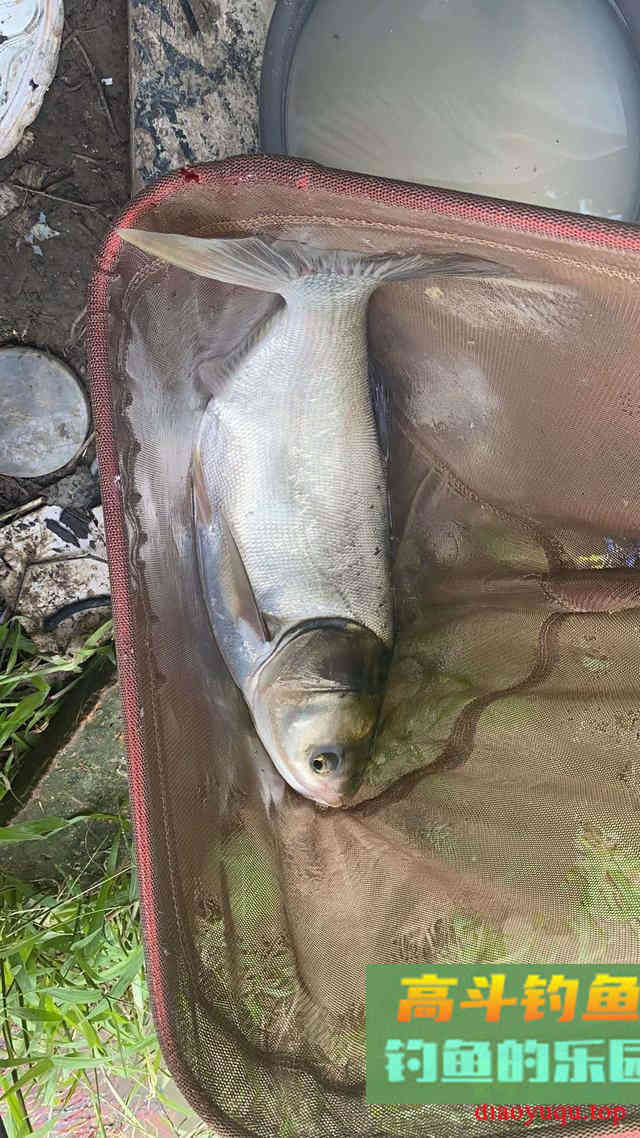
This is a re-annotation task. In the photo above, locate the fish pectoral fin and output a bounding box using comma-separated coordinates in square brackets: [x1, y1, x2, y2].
[192, 451, 272, 684]
[218, 516, 271, 645]
[192, 445, 213, 526]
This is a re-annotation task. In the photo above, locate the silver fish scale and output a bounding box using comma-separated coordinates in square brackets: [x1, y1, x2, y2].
[197, 283, 392, 647]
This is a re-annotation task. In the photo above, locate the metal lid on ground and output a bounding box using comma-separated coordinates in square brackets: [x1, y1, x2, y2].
[0, 346, 89, 477]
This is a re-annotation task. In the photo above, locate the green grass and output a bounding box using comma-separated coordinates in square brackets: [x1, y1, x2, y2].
[0, 618, 115, 804]
[0, 818, 211, 1137]
[0, 618, 210, 1135]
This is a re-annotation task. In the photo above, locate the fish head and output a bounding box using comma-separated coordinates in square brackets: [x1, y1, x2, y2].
[249, 620, 389, 807]
[264, 687, 380, 807]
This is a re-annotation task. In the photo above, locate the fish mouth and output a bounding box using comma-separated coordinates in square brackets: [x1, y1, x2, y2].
[270, 752, 347, 808]
[314, 792, 346, 809]
[305, 783, 347, 809]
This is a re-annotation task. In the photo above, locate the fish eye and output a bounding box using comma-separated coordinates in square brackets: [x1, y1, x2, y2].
[309, 749, 343, 776]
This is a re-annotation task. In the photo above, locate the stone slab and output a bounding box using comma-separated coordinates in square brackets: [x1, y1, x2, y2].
[129, 0, 275, 190]
[0, 680, 128, 883]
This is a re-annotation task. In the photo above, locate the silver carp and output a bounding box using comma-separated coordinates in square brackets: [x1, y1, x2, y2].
[118, 229, 504, 805]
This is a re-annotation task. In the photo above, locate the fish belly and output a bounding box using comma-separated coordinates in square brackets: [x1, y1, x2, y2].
[197, 299, 392, 653]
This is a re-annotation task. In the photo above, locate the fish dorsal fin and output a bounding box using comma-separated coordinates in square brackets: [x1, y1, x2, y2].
[193, 449, 271, 684]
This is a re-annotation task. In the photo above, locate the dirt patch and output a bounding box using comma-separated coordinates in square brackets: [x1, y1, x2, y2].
[0, 0, 130, 513]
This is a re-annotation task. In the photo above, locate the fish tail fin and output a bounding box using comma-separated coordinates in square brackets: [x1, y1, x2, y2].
[358, 250, 511, 284]
[118, 230, 302, 293]
[117, 229, 509, 294]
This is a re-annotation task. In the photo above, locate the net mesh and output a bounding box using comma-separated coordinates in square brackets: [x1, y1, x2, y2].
[88, 156, 640, 1136]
